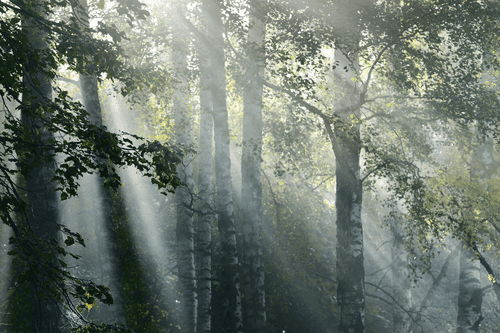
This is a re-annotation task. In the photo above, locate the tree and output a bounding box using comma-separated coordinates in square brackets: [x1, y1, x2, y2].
[196, 22, 214, 333]
[240, 1, 267, 331]
[172, 8, 197, 332]
[71, 0, 127, 323]
[455, 138, 495, 333]
[201, 1, 243, 332]
[389, 210, 412, 333]
[20, 0, 63, 329]
[261, 1, 500, 332]
[0, 0, 183, 330]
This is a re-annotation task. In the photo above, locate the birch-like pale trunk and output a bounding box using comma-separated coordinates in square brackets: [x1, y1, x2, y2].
[196, 50, 214, 333]
[71, 0, 126, 323]
[0, 102, 9, 330]
[390, 216, 411, 333]
[241, 3, 266, 332]
[172, 21, 197, 333]
[334, 49, 365, 333]
[203, 0, 243, 331]
[21, 3, 62, 331]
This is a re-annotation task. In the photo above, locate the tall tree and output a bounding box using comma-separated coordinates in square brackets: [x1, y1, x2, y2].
[240, 1, 266, 332]
[71, 0, 126, 323]
[21, 0, 62, 330]
[456, 138, 494, 333]
[457, 243, 482, 333]
[263, 1, 500, 331]
[390, 212, 411, 333]
[173, 10, 197, 332]
[1, 0, 184, 330]
[333, 48, 365, 333]
[196, 49, 214, 333]
[203, 0, 243, 331]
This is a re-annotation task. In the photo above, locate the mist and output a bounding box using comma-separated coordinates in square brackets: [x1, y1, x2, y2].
[2, 0, 500, 332]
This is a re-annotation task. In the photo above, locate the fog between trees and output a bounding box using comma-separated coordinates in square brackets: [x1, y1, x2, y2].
[2, 0, 500, 332]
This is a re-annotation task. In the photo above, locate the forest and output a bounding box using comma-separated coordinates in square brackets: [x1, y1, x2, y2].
[2, 0, 500, 332]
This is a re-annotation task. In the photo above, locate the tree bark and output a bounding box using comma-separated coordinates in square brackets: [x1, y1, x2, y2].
[196, 45, 214, 333]
[203, 0, 243, 331]
[21, 2, 62, 331]
[456, 138, 492, 333]
[241, 2, 266, 332]
[173, 19, 197, 333]
[457, 243, 482, 333]
[390, 214, 411, 333]
[334, 49, 365, 333]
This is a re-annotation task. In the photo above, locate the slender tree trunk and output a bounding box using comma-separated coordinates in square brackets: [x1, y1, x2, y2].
[71, 0, 127, 323]
[196, 48, 214, 333]
[0, 86, 16, 332]
[456, 139, 491, 333]
[457, 243, 482, 333]
[203, 0, 243, 331]
[241, 3, 266, 332]
[173, 20, 197, 333]
[21, 3, 62, 331]
[334, 49, 365, 333]
[390, 214, 411, 333]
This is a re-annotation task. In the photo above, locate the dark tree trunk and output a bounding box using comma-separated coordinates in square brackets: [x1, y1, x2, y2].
[21, 2, 62, 331]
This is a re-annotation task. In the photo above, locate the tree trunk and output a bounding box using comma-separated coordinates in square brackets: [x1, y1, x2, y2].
[21, 2, 62, 331]
[390, 214, 411, 333]
[203, 0, 243, 331]
[241, 3, 266, 332]
[456, 139, 491, 333]
[457, 243, 482, 333]
[72, 0, 127, 324]
[173, 20, 197, 333]
[196, 47, 214, 333]
[334, 49, 365, 333]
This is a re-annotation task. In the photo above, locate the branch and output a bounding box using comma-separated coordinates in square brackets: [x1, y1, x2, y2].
[360, 161, 390, 183]
[309, 270, 335, 284]
[470, 243, 500, 304]
[360, 43, 393, 101]
[365, 281, 421, 329]
[261, 80, 342, 159]
[311, 175, 334, 191]
[56, 76, 80, 88]
[261, 167, 281, 227]
[361, 159, 419, 183]
[487, 219, 500, 234]
[418, 244, 460, 310]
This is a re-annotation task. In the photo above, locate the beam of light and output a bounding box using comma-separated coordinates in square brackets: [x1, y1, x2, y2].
[60, 171, 126, 324]
[105, 92, 178, 325]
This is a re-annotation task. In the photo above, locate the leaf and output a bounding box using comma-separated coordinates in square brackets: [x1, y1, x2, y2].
[65, 236, 75, 246]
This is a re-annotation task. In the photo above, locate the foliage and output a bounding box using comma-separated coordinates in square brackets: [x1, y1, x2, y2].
[72, 322, 135, 332]
[0, 0, 184, 328]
